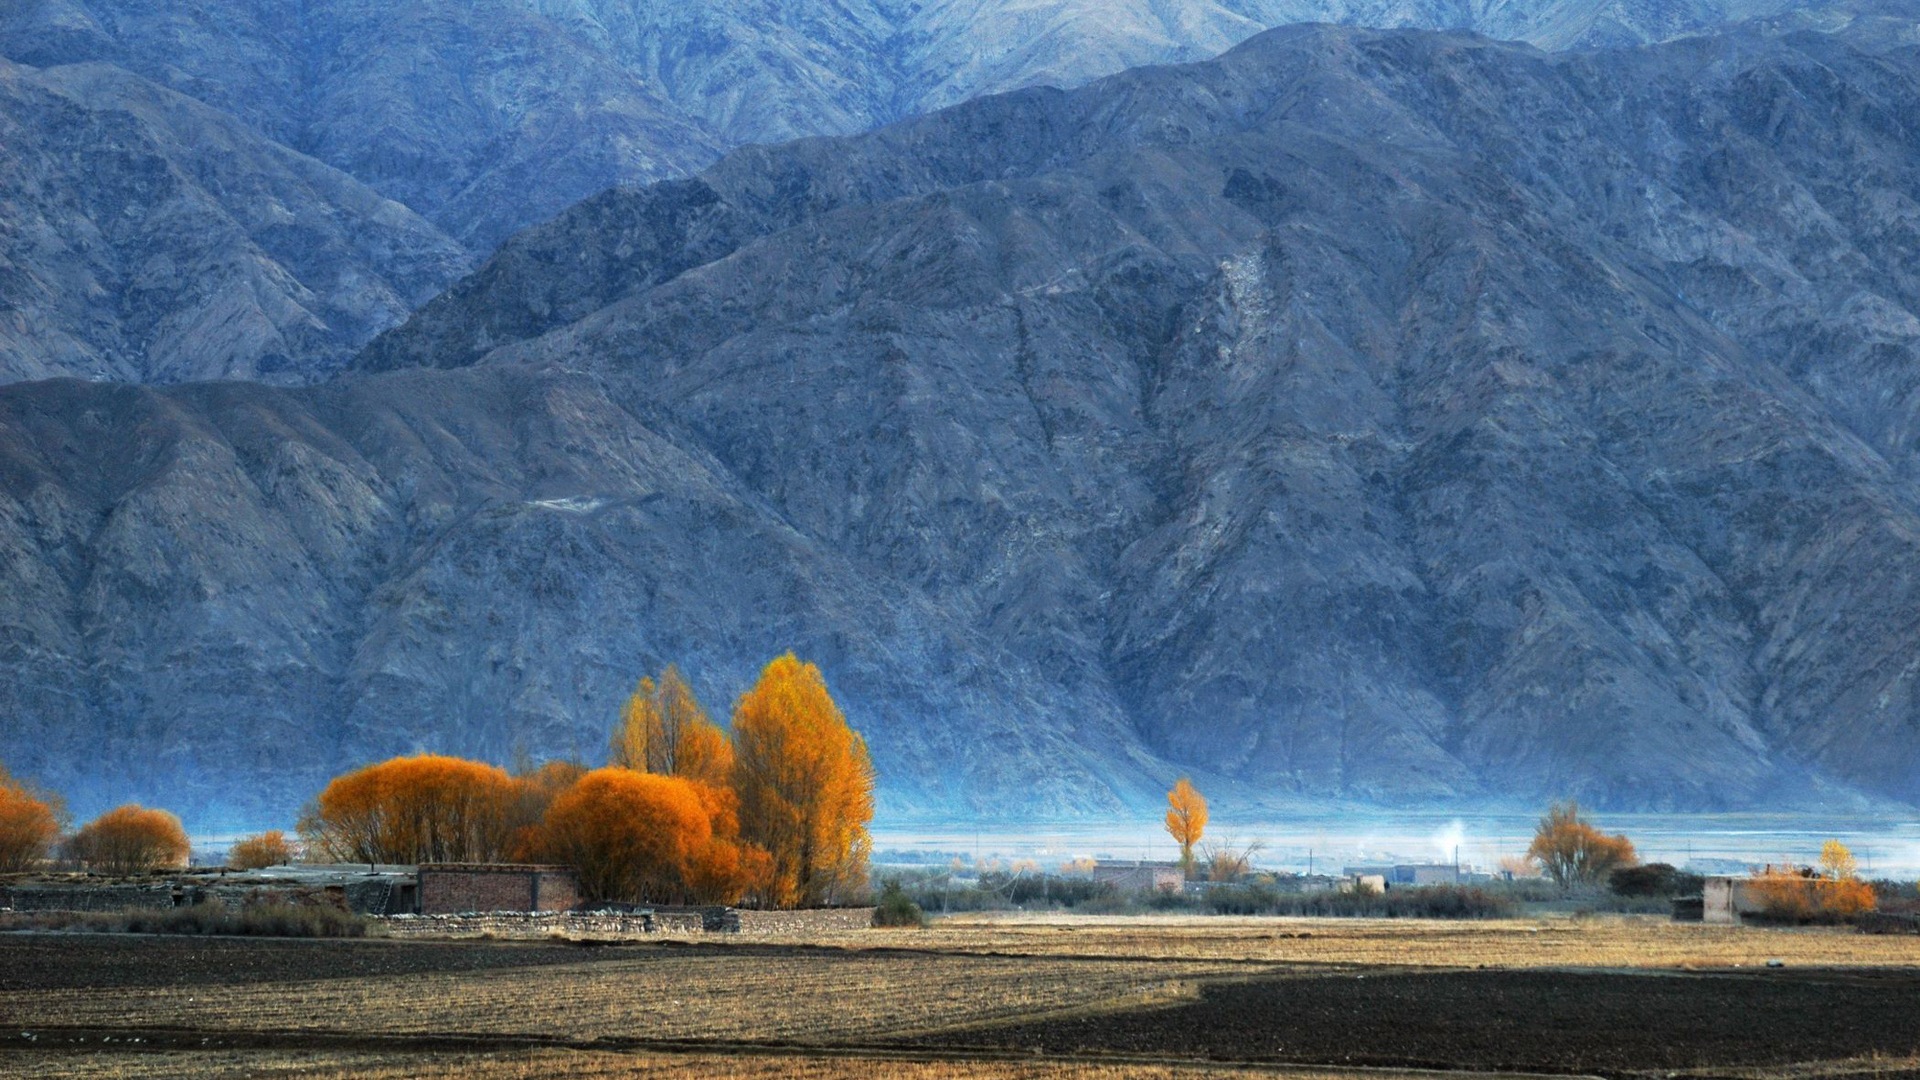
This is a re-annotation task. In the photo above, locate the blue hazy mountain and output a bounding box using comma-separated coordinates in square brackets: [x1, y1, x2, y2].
[1, 9, 1916, 825]
[0, 1, 1859, 384]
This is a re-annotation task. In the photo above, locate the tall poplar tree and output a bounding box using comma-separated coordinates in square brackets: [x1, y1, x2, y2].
[731, 653, 874, 907]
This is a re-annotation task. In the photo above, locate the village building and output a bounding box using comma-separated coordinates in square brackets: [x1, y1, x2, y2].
[1341, 863, 1469, 888]
[417, 863, 581, 915]
[1702, 876, 1762, 925]
[1079, 860, 1184, 891]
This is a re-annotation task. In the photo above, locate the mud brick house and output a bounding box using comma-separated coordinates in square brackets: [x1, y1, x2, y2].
[417, 864, 580, 914]
[1703, 876, 1762, 925]
[1082, 860, 1183, 892]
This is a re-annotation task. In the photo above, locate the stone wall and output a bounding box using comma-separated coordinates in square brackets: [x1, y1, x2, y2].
[0, 884, 178, 912]
[381, 911, 664, 939]
[0, 877, 414, 915]
[376, 906, 877, 939]
[732, 907, 876, 933]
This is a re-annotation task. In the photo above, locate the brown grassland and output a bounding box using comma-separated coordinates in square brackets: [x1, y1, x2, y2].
[4, 914, 1920, 1078]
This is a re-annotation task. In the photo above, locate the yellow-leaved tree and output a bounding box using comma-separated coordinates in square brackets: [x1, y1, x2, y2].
[66, 805, 190, 875]
[611, 666, 735, 787]
[530, 767, 768, 905]
[731, 654, 874, 908]
[1164, 778, 1208, 879]
[299, 755, 524, 865]
[1527, 801, 1636, 888]
[0, 765, 65, 872]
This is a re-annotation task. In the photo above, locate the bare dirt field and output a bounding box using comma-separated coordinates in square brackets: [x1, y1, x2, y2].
[3, 914, 1919, 1078]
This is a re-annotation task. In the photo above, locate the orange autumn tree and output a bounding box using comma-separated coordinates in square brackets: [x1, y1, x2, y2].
[0, 765, 65, 872]
[1164, 778, 1208, 879]
[228, 830, 297, 870]
[1749, 840, 1877, 922]
[300, 754, 524, 864]
[1527, 801, 1636, 888]
[532, 768, 767, 904]
[66, 804, 189, 875]
[508, 758, 589, 858]
[611, 666, 735, 787]
[732, 654, 874, 908]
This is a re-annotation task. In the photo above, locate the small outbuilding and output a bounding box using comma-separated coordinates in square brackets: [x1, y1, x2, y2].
[1702, 876, 1760, 925]
[1082, 860, 1184, 892]
[417, 863, 580, 915]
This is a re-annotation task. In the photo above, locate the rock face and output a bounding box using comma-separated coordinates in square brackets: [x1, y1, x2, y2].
[0, 369, 1165, 827]
[0, 1, 1837, 251]
[5, 14, 1920, 825]
[0, 1, 1866, 387]
[0, 58, 470, 384]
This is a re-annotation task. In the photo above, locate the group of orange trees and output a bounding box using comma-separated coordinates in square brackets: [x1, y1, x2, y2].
[0, 653, 872, 909]
[0, 770, 188, 876]
[301, 653, 874, 909]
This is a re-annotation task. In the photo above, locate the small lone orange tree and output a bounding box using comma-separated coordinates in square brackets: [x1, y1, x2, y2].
[531, 768, 767, 905]
[67, 805, 189, 875]
[611, 666, 735, 787]
[732, 654, 874, 908]
[0, 765, 64, 872]
[1164, 778, 1208, 879]
[300, 754, 524, 864]
[228, 830, 297, 870]
[1527, 801, 1636, 888]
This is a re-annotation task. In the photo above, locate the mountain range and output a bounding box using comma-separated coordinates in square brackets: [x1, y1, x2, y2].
[2, 5, 1918, 826]
[0, 0, 1853, 386]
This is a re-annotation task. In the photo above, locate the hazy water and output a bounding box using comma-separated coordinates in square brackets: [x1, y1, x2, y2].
[873, 812, 1920, 877]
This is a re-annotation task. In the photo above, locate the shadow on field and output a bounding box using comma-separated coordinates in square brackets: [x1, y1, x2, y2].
[921, 967, 1920, 1073]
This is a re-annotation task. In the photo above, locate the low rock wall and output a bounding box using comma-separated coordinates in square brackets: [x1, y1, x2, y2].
[0, 881, 395, 914]
[0, 885, 177, 912]
[733, 907, 875, 933]
[376, 906, 876, 939]
[380, 911, 669, 939]
[1859, 912, 1920, 935]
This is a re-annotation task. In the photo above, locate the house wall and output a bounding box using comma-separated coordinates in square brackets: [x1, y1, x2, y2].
[417, 865, 578, 914]
[1087, 862, 1183, 891]
[1702, 876, 1759, 924]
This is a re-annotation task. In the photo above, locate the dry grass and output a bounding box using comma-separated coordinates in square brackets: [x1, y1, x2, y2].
[0, 950, 1242, 1043]
[0, 1048, 1533, 1079]
[885, 912, 1920, 968]
[6, 914, 1917, 1045]
[7, 913, 1918, 1079]
[1660, 1054, 1920, 1080]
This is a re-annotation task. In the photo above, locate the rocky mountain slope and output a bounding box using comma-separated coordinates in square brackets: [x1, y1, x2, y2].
[0, 1, 1832, 249]
[0, 1, 1861, 388]
[0, 58, 470, 384]
[3, 13, 1917, 826]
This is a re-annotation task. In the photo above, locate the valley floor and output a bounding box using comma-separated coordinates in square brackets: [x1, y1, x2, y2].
[3, 915, 1919, 1078]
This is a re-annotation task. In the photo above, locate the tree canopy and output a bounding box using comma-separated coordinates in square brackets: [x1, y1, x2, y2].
[0, 765, 64, 872]
[1164, 778, 1208, 879]
[731, 653, 875, 907]
[67, 804, 189, 875]
[1527, 801, 1636, 888]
